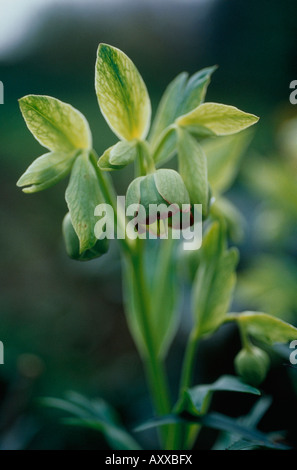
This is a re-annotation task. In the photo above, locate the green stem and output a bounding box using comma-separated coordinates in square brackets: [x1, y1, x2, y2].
[89, 149, 132, 255]
[130, 239, 172, 448]
[91, 149, 172, 448]
[137, 140, 156, 174]
[179, 328, 200, 392]
[171, 328, 200, 450]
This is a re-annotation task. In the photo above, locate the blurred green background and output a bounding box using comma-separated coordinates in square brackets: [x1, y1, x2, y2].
[1, 0, 297, 449]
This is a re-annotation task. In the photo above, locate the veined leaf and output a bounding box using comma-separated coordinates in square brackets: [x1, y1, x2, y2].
[17, 150, 77, 193]
[95, 43, 151, 140]
[98, 140, 138, 170]
[176, 375, 260, 415]
[177, 128, 208, 216]
[176, 103, 259, 137]
[65, 151, 105, 253]
[228, 311, 297, 345]
[19, 95, 92, 152]
[150, 66, 216, 144]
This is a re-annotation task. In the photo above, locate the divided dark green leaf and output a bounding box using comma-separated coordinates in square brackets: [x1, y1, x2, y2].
[42, 392, 141, 450]
[176, 375, 260, 415]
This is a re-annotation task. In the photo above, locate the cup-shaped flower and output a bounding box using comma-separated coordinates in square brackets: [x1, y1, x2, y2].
[126, 169, 191, 236]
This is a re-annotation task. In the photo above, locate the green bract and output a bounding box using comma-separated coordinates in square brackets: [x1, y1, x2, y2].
[150, 66, 216, 144]
[229, 311, 297, 345]
[63, 213, 108, 261]
[95, 44, 151, 141]
[17, 150, 78, 193]
[19, 95, 92, 152]
[177, 128, 209, 217]
[176, 102, 259, 137]
[65, 151, 106, 253]
[98, 140, 139, 170]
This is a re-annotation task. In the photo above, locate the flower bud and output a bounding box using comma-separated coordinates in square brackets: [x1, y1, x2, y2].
[126, 169, 191, 233]
[234, 346, 270, 386]
[62, 213, 108, 261]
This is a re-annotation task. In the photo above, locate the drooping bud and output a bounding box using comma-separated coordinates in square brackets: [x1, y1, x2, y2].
[62, 213, 108, 261]
[234, 346, 270, 386]
[125, 169, 191, 235]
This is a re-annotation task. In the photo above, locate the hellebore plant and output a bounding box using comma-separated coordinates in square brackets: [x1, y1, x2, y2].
[17, 44, 297, 450]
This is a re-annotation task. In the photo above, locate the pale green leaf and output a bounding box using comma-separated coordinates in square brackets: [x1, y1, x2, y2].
[179, 66, 218, 116]
[147, 239, 180, 358]
[150, 66, 216, 144]
[177, 128, 208, 216]
[122, 257, 147, 358]
[17, 150, 77, 193]
[95, 43, 151, 140]
[192, 222, 238, 336]
[176, 103, 259, 137]
[123, 240, 180, 360]
[149, 73, 188, 143]
[19, 95, 92, 152]
[229, 311, 297, 345]
[98, 140, 138, 170]
[65, 151, 105, 253]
